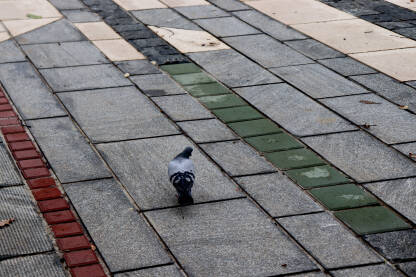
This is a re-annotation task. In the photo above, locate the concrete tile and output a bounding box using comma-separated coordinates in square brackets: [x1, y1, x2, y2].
[28, 117, 111, 183]
[0, 33, 10, 42]
[232, 10, 306, 41]
[132, 9, 201, 30]
[279, 212, 381, 268]
[224, 34, 312, 68]
[177, 118, 237, 143]
[302, 131, 416, 183]
[351, 48, 416, 82]
[131, 73, 187, 96]
[175, 5, 228, 19]
[398, 261, 416, 276]
[365, 178, 416, 224]
[97, 136, 241, 209]
[61, 10, 101, 23]
[75, 21, 121, 40]
[114, 265, 182, 277]
[212, 106, 263, 123]
[64, 179, 171, 272]
[199, 94, 246, 109]
[321, 94, 416, 144]
[0, 0, 61, 20]
[385, 0, 416, 11]
[393, 142, 416, 161]
[295, 19, 416, 54]
[265, 148, 326, 170]
[194, 17, 260, 37]
[200, 140, 275, 176]
[286, 165, 351, 189]
[59, 87, 179, 142]
[93, 39, 146, 61]
[284, 39, 344, 60]
[184, 82, 231, 97]
[318, 57, 376, 76]
[228, 119, 282, 138]
[0, 144, 21, 187]
[22, 41, 108, 68]
[161, 63, 201, 75]
[171, 72, 214, 85]
[153, 94, 213, 121]
[0, 40, 26, 64]
[331, 264, 403, 277]
[209, 0, 248, 11]
[115, 60, 161, 75]
[271, 64, 368, 98]
[49, 0, 84, 9]
[407, 81, 416, 89]
[159, 0, 210, 7]
[0, 186, 53, 258]
[245, 133, 303, 152]
[114, 0, 166, 10]
[40, 64, 131, 92]
[189, 49, 281, 87]
[236, 83, 356, 136]
[0, 62, 66, 119]
[145, 199, 317, 276]
[0, 254, 66, 277]
[4, 18, 61, 38]
[149, 26, 229, 53]
[235, 173, 322, 217]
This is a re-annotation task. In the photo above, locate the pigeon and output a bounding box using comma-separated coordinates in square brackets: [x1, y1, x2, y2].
[168, 147, 195, 205]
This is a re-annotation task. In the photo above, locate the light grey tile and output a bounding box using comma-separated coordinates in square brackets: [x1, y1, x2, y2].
[131, 74, 186, 96]
[178, 119, 237, 143]
[115, 60, 161, 75]
[331, 264, 402, 277]
[318, 57, 376, 76]
[209, 0, 249, 11]
[132, 9, 201, 30]
[0, 144, 22, 187]
[398, 261, 416, 276]
[175, 5, 228, 19]
[61, 10, 101, 23]
[0, 40, 26, 64]
[285, 39, 345, 60]
[393, 142, 416, 161]
[194, 17, 260, 37]
[0, 253, 65, 277]
[49, 0, 84, 9]
[114, 265, 183, 277]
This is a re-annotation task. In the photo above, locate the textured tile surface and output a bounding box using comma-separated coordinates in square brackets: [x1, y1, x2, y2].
[0, 144, 22, 187]
[0, 254, 66, 277]
[92, 39, 146, 61]
[285, 39, 344, 60]
[74, 21, 121, 40]
[178, 119, 237, 143]
[175, 5, 228, 19]
[228, 119, 282, 138]
[265, 148, 326, 170]
[131, 74, 187, 96]
[318, 57, 376, 76]
[61, 10, 101, 23]
[0, 40, 26, 64]
[331, 264, 402, 277]
[114, 265, 183, 277]
[245, 133, 303, 152]
[199, 94, 246, 109]
[132, 8, 201, 30]
[184, 82, 230, 97]
[194, 17, 260, 37]
[393, 142, 416, 161]
[116, 60, 161, 75]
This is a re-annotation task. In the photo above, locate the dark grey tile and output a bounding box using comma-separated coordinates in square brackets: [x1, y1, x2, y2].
[132, 9, 201, 30]
[49, 0, 84, 9]
[175, 5, 228, 19]
[61, 10, 101, 23]
[284, 39, 345, 60]
[396, 27, 416, 40]
[0, 254, 65, 277]
[115, 60, 161, 75]
[331, 264, 402, 277]
[398, 261, 416, 277]
[177, 119, 237, 143]
[209, 0, 249, 11]
[318, 57, 376, 76]
[194, 17, 260, 37]
[131, 73, 187, 96]
[0, 40, 26, 64]
[393, 142, 416, 161]
[0, 144, 21, 187]
[114, 265, 182, 277]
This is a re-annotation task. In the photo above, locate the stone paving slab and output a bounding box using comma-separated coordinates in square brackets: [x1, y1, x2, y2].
[189, 49, 281, 87]
[40, 64, 131, 92]
[0, 186, 53, 258]
[175, 5, 229, 19]
[49, 0, 85, 9]
[61, 10, 101, 23]
[0, 40, 26, 64]
[64, 179, 171, 272]
[330, 264, 402, 277]
[0, 253, 66, 277]
[194, 17, 260, 37]
[114, 265, 183, 277]
[209, 0, 249, 11]
[286, 165, 351, 189]
[290, 273, 327, 277]
[116, 60, 161, 75]
[177, 118, 237, 143]
[145, 199, 318, 276]
[212, 106, 264, 123]
[97, 135, 241, 210]
[0, 143, 22, 187]
[399, 261, 416, 277]
[271, 64, 368, 98]
[393, 142, 415, 161]
[278, 212, 381, 268]
[235, 172, 322, 217]
[236, 83, 357, 137]
[0, 62, 67, 119]
[284, 39, 345, 60]
[132, 9, 202, 31]
[28, 117, 111, 183]
[302, 131, 416, 183]
[59, 86, 179, 142]
[223, 34, 313, 68]
[131, 74, 187, 96]
[200, 140, 276, 176]
[318, 57, 376, 76]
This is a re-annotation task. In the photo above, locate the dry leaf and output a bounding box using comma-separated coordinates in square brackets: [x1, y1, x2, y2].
[91, 245, 96, 251]
[124, 73, 130, 78]
[409, 153, 416, 159]
[399, 105, 409, 110]
[0, 218, 15, 227]
[360, 100, 381, 104]
[361, 123, 371, 129]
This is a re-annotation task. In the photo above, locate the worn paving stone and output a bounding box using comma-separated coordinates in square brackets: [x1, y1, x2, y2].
[209, 0, 249, 11]
[16, 19, 85, 45]
[228, 118, 282, 138]
[407, 80, 416, 89]
[396, 27, 416, 40]
[245, 133, 303, 152]
[0, 144, 22, 187]
[22, 41, 108, 68]
[350, 73, 416, 113]
[236, 83, 356, 136]
[59, 87, 179, 142]
[153, 94, 213, 121]
[0, 186, 53, 258]
[212, 106, 263, 123]
[198, 94, 247, 109]
[365, 178, 416, 224]
[200, 140, 275, 176]
[177, 119, 237, 143]
[184, 82, 231, 97]
[0, 253, 66, 277]
[175, 5, 229, 19]
[161, 63, 201, 75]
[97, 135, 241, 210]
[194, 17, 260, 37]
[235, 173, 322, 217]
[393, 142, 416, 161]
[40, 64, 131, 92]
[115, 60, 161, 75]
[145, 199, 317, 276]
[224, 34, 313, 68]
[132, 9, 201, 30]
[398, 261, 416, 276]
[279, 212, 381, 268]
[271, 64, 368, 98]
[286, 165, 351, 189]
[114, 265, 182, 277]
[302, 131, 416, 183]
[0, 40, 26, 64]
[318, 57, 376, 76]
[232, 10, 306, 41]
[285, 39, 345, 60]
[28, 117, 111, 183]
[64, 179, 171, 272]
[330, 264, 402, 277]
[61, 10, 101, 23]
[363, 229, 416, 262]
[131, 73, 187, 96]
[171, 72, 215, 86]
[49, 0, 85, 9]
[0, 62, 66, 119]
[189, 49, 281, 87]
[265, 148, 326, 170]
[321, 93, 416, 144]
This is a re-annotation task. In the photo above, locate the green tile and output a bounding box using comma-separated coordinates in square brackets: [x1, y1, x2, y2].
[335, 206, 411, 235]
[172, 72, 215, 85]
[184, 83, 231, 97]
[199, 94, 246, 109]
[212, 106, 263, 123]
[161, 63, 201, 75]
[310, 184, 379, 210]
[228, 119, 282, 138]
[265, 148, 326, 170]
[245, 133, 303, 152]
[286, 165, 351, 189]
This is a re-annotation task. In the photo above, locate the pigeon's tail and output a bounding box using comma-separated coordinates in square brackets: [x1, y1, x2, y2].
[171, 172, 194, 206]
[178, 192, 194, 205]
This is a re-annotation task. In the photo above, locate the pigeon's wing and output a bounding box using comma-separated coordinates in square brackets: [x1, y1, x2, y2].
[168, 158, 195, 180]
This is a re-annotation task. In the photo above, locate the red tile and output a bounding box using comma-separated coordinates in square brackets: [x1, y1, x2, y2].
[1, 125, 24, 134]
[28, 177, 56, 189]
[5, 132, 29, 142]
[0, 104, 12, 112]
[23, 167, 51, 179]
[57, 236, 90, 251]
[0, 98, 8, 104]
[18, 158, 45, 170]
[44, 210, 76, 225]
[0, 90, 5, 97]
[70, 264, 106, 277]
[32, 187, 62, 201]
[9, 141, 35, 151]
[38, 198, 69, 212]
[13, 149, 40, 160]
[0, 118, 19, 126]
[64, 250, 98, 267]
[52, 222, 83, 238]
[0, 110, 17, 118]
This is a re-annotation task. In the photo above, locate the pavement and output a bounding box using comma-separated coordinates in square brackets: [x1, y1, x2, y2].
[0, 0, 415, 276]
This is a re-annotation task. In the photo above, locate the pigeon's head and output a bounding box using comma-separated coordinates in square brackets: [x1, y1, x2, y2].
[182, 147, 193, 158]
